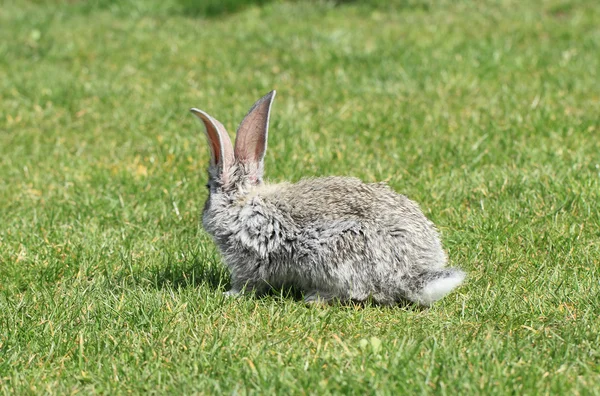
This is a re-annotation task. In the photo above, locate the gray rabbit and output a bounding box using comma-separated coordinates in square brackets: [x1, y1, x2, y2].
[191, 91, 465, 306]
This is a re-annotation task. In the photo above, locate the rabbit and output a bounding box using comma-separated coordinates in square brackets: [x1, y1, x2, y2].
[190, 91, 465, 306]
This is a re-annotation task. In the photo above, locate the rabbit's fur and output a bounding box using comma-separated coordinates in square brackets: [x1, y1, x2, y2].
[191, 91, 464, 306]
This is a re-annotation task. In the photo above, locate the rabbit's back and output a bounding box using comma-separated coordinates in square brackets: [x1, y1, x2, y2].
[264, 176, 435, 234]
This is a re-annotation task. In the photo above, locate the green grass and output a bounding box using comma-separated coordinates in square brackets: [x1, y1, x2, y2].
[1, 0, 599, 393]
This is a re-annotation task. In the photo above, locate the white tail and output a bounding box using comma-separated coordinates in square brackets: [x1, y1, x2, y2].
[416, 269, 465, 306]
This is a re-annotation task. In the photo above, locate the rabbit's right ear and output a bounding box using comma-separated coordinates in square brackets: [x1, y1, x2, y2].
[234, 90, 276, 182]
[190, 108, 234, 181]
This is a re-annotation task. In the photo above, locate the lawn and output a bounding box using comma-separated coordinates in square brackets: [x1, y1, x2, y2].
[1, 0, 599, 394]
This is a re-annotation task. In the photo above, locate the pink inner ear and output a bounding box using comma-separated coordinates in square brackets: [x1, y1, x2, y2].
[234, 91, 275, 165]
[211, 117, 235, 168]
[235, 109, 268, 162]
[206, 128, 222, 166]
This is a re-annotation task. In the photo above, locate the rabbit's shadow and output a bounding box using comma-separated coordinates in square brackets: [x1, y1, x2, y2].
[152, 262, 423, 311]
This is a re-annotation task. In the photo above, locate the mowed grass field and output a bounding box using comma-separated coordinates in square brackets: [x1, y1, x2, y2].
[1, 0, 599, 393]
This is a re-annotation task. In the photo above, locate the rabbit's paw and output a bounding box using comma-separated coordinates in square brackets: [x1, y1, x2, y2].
[304, 291, 335, 306]
[223, 289, 241, 298]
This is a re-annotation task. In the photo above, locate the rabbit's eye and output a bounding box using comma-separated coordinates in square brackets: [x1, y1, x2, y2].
[205, 183, 210, 190]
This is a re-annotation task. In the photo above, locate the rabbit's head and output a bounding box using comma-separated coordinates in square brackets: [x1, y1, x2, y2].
[191, 91, 276, 196]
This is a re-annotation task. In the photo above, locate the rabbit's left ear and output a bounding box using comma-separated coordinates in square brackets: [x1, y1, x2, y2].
[190, 107, 235, 184]
[234, 90, 276, 182]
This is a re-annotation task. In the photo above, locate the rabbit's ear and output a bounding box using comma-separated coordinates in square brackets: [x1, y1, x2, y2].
[190, 108, 234, 178]
[234, 91, 276, 180]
